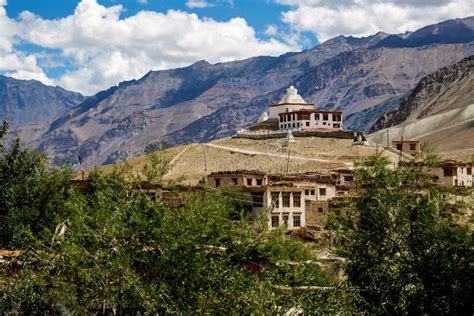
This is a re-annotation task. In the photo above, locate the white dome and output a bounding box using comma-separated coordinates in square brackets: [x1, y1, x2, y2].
[279, 85, 306, 104]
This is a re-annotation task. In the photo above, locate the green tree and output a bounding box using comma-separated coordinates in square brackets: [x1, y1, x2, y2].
[331, 153, 473, 314]
[1, 149, 360, 314]
[0, 120, 73, 249]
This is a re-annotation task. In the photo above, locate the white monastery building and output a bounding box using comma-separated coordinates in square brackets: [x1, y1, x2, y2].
[268, 85, 343, 131]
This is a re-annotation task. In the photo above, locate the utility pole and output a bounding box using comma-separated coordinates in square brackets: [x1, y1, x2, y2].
[399, 135, 404, 164]
[203, 146, 207, 172]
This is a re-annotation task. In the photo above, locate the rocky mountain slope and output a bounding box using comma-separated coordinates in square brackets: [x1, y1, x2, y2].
[0, 76, 84, 127]
[368, 55, 473, 157]
[11, 17, 474, 167]
[371, 55, 473, 131]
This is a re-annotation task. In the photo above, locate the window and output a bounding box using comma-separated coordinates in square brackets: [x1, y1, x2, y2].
[252, 192, 264, 207]
[333, 123, 340, 128]
[305, 189, 309, 195]
[271, 192, 280, 208]
[467, 168, 472, 175]
[344, 176, 354, 182]
[271, 215, 279, 228]
[283, 215, 289, 227]
[323, 113, 328, 120]
[232, 178, 238, 185]
[280, 116, 283, 122]
[310, 190, 315, 195]
[282, 193, 290, 207]
[319, 188, 327, 196]
[318, 208, 324, 213]
[256, 178, 263, 186]
[215, 178, 221, 188]
[306, 122, 310, 127]
[246, 178, 253, 186]
[409, 143, 416, 150]
[396, 144, 402, 151]
[292, 123, 295, 128]
[293, 215, 301, 227]
[443, 168, 453, 177]
[293, 193, 301, 207]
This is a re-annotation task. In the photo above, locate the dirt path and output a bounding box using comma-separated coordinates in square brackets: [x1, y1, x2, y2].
[203, 143, 353, 166]
[164, 144, 195, 176]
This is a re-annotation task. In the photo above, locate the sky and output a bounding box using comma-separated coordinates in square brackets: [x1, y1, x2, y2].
[1, 0, 473, 95]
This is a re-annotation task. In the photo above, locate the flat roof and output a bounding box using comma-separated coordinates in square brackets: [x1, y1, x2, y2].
[278, 109, 343, 116]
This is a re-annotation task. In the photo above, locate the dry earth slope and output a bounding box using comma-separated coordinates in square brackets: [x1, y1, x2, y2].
[369, 55, 474, 159]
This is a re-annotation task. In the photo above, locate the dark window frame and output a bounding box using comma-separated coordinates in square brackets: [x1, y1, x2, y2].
[271, 215, 279, 228]
[271, 192, 280, 208]
[293, 215, 301, 227]
[293, 193, 301, 207]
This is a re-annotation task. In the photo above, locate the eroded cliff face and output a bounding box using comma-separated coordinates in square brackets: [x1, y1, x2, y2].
[370, 55, 473, 132]
[11, 17, 474, 167]
[0, 76, 84, 127]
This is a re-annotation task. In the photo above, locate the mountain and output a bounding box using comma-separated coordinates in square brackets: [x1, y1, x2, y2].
[0, 76, 84, 127]
[12, 17, 474, 167]
[368, 55, 474, 158]
[374, 17, 474, 48]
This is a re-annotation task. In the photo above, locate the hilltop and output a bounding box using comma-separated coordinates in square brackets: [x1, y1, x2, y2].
[98, 136, 402, 185]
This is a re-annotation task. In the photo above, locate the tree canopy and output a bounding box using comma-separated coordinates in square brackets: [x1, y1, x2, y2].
[330, 153, 473, 314]
[0, 122, 358, 314]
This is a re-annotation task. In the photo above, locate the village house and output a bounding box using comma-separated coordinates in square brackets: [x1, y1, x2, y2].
[431, 160, 473, 187]
[207, 170, 355, 230]
[392, 140, 423, 156]
[70, 179, 206, 208]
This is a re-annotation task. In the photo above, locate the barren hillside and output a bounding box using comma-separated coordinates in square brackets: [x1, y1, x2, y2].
[97, 136, 402, 184]
[369, 55, 474, 159]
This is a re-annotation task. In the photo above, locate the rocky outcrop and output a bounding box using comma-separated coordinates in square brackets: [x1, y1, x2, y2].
[370, 55, 473, 132]
[0, 76, 84, 127]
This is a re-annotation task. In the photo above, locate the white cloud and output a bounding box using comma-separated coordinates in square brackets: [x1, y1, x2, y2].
[265, 24, 278, 36]
[186, 0, 215, 9]
[0, 0, 52, 84]
[276, 0, 474, 41]
[137, 0, 148, 4]
[0, 0, 297, 95]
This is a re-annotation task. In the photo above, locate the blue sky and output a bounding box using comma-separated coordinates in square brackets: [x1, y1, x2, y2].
[1, 0, 472, 94]
[5, 0, 314, 44]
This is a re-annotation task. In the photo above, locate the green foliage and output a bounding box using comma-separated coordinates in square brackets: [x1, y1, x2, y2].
[0, 121, 73, 249]
[0, 143, 359, 314]
[332, 152, 473, 314]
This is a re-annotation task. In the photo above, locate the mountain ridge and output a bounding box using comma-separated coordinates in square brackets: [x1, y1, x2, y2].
[0, 75, 85, 127]
[368, 55, 474, 158]
[10, 16, 474, 167]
